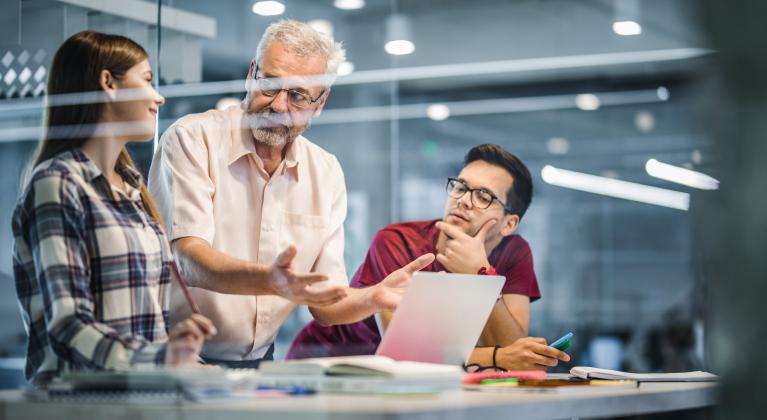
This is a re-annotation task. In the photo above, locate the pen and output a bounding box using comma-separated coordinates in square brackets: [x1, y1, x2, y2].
[256, 385, 316, 395]
[171, 260, 201, 314]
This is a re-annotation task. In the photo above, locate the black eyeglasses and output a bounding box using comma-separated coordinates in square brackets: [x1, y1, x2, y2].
[253, 65, 325, 109]
[446, 177, 514, 214]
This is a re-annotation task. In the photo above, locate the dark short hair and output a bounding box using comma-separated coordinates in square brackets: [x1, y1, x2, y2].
[463, 144, 533, 219]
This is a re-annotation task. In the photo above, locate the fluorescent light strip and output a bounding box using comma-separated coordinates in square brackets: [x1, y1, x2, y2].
[335, 48, 709, 86]
[315, 88, 662, 125]
[645, 158, 719, 190]
[541, 165, 690, 211]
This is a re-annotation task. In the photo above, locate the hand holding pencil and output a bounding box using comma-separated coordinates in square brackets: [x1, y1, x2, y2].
[166, 260, 217, 367]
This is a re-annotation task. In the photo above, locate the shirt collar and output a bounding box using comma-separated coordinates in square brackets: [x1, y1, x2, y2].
[228, 107, 258, 166]
[116, 162, 144, 201]
[116, 161, 143, 188]
[283, 138, 300, 170]
[71, 147, 143, 201]
[276, 137, 301, 181]
[70, 147, 103, 183]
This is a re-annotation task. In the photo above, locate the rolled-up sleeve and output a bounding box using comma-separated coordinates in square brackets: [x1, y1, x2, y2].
[311, 156, 348, 286]
[149, 124, 216, 244]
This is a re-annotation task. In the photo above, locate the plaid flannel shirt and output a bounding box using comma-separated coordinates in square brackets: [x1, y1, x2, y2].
[12, 148, 172, 385]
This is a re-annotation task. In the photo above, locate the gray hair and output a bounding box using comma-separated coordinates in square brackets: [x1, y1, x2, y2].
[255, 20, 346, 81]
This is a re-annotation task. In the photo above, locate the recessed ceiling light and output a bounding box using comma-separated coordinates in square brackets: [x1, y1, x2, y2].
[634, 111, 655, 133]
[252, 1, 285, 16]
[426, 104, 450, 120]
[334, 0, 365, 10]
[385, 14, 415, 56]
[656, 86, 670, 101]
[575, 93, 600, 111]
[385, 40, 415, 55]
[612, 20, 642, 36]
[691, 149, 703, 165]
[546, 137, 570, 155]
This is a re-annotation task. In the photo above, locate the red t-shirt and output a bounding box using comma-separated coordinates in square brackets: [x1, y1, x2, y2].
[286, 220, 540, 359]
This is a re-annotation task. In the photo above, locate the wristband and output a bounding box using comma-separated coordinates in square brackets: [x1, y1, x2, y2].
[478, 266, 498, 276]
[492, 345, 506, 371]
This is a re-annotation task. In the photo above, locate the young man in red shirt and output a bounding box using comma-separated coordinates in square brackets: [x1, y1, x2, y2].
[287, 144, 570, 370]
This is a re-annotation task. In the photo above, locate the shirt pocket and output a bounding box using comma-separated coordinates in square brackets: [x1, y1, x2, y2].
[280, 213, 328, 271]
[282, 213, 327, 230]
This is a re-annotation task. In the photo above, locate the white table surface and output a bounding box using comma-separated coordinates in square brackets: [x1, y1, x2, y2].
[0, 381, 718, 420]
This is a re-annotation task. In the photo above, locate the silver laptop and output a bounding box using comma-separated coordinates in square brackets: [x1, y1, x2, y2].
[375, 272, 505, 365]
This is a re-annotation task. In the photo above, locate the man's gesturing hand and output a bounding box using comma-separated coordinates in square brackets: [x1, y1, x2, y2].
[368, 253, 435, 312]
[436, 219, 496, 274]
[269, 245, 347, 306]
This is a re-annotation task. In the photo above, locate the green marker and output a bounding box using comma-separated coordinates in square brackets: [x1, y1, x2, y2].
[480, 378, 520, 384]
[550, 332, 574, 351]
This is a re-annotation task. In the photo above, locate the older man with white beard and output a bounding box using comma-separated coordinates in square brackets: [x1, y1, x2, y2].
[148, 20, 432, 368]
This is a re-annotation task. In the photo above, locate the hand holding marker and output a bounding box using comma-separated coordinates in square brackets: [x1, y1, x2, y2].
[550, 332, 574, 352]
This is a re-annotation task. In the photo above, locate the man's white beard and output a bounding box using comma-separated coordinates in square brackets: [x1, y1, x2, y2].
[252, 126, 290, 146]
[245, 110, 305, 146]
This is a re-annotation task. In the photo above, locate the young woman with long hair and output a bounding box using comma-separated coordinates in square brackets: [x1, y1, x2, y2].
[12, 31, 215, 386]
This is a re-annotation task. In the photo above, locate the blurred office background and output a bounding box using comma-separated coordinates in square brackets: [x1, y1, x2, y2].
[0, 0, 719, 387]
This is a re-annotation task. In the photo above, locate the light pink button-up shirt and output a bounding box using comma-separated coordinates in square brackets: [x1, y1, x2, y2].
[148, 105, 347, 360]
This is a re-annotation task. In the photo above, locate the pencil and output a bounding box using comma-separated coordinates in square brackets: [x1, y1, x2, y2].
[171, 260, 201, 314]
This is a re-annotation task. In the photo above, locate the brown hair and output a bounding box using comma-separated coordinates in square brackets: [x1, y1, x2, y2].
[30, 30, 162, 223]
[464, 144, 534, 219]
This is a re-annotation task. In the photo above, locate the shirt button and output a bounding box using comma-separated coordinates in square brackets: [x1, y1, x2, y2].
[262, 224, 271, 232]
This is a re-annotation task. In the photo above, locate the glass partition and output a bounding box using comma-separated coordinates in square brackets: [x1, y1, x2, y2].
[0, 0, 712, 379]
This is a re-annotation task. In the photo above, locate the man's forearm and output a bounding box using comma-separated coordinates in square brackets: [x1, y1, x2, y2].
[173, 237, 273, 295]
[466, 346, 496, 368]
[478, 299, 528, 346]
[308, 287, 375, 326]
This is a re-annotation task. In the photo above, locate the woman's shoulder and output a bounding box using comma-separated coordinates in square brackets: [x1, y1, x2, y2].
[13, 151, 89, 230]
[22, 150, 90, 202]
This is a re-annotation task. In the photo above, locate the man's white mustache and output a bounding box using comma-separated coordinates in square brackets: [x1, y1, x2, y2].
[244, 112, 288, 127]
[242, 111, 313, 129]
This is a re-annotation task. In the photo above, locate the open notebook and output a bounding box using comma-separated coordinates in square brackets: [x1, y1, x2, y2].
[260, 355, 461, 377]
[257, 355, 463, 393]
[570, 366, 719, 382]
